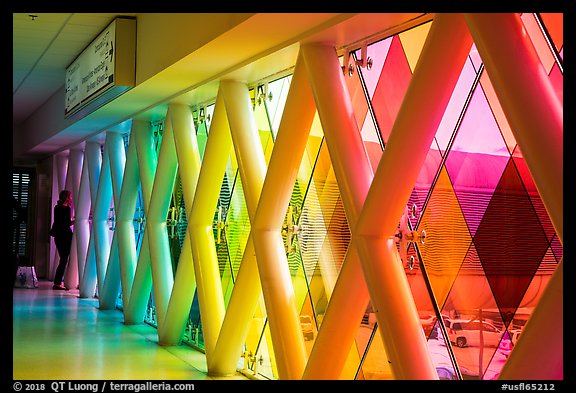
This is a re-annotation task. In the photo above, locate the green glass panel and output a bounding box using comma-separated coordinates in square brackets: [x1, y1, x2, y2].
[225, 171, 250, 279]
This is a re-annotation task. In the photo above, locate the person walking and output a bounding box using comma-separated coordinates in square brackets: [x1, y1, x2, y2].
[51, 190, 74, 290]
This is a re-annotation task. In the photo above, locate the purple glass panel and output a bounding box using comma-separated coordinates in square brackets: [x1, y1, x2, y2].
[435, 58, 477, 155]
[473, 159, 549, 327]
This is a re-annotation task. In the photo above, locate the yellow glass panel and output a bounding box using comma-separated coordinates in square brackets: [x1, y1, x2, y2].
[399, 21, 432, 73]
[299, 295, 317, 356]
[255, 321, 278, 380]
[418, 166, 472, 307]
[358, 327, 393, 380]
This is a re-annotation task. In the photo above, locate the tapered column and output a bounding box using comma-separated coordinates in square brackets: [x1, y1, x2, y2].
[207, 79, 281, 376]
[100, 132, 126, 309]
[74, 152, 91, 285]
[188, 92, 230, 364]
[79, 142, 102, 298]
[160, 103, 202, 345]
[64, 147, 83, 289]
[147, 114, 178, 330]
[49, 153, 69, 280]
[115, 130, 140, 309]
[124, 120, 157, 324]
[465, 13, 563, 380]
[300, 44, 375, 379]
[92, 138, 113, 299]
[210, 58, 314, 379]
[352, 13, 471, 379]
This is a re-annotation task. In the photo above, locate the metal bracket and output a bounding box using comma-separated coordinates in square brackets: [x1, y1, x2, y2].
[343, 41, 373, 76]
[215, 205, 226, 244]
[394, 205, 426, 266]
[281, 205, 300, 253]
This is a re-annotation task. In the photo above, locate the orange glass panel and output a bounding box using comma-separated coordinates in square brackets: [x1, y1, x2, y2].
[539, 13, 563, 53]
[398, 21, 432, 72]
[418, 166, 472, 307]
[357, 326, 393, 380]
[479, 71, 516, 155]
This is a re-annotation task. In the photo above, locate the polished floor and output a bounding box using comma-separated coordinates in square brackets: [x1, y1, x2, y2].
[12, 280, 249, 381]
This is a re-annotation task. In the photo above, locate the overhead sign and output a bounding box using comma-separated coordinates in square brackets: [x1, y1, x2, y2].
[65, 17, 136, 119]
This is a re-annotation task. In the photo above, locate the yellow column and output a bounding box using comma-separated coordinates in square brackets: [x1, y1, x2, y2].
[160, 103, 202, 345]
[188, 92, 230, 363]
[465, 13, 563, 380]
[209, 56, 316, 378]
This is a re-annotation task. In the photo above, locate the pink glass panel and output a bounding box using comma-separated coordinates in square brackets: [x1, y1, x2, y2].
[357, 37, 392, 99]
[469, 43, 483, 72]
[435, 58, 477, 155]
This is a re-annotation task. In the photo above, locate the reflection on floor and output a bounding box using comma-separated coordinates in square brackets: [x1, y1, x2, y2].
[13, 280, 249, 381]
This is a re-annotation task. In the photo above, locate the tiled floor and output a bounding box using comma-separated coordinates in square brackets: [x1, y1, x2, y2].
[13, 280, 250, 381]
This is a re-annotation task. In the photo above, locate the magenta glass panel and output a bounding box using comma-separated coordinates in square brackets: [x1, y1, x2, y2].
[445, 151, 508, 238]
[473, 159, 549, 327]
[406, 146, 442, 229]
[512, 155, 556, 243]
[435, 57, 477, 155]
[445, 82, 510, 237]
[357, 37, 392, 99]
[370, 35, 412, 144]
[483, 331, 515, 380]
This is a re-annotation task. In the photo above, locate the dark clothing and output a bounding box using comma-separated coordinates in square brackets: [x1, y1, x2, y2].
[52, 204, 73, 285]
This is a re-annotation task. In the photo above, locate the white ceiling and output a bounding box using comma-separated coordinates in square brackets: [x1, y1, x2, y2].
[13, 13, 137, 126]
[13, 12, 430, 164]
